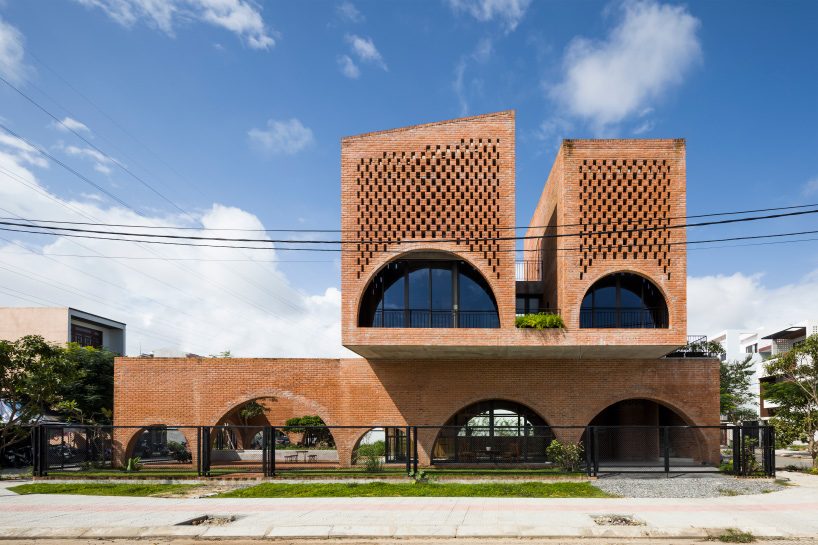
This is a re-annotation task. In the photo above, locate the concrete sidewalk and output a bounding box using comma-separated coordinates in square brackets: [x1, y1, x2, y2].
[0, 472, 817, 540]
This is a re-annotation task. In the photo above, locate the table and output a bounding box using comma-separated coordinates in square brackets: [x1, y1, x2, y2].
[481, 449, 502, 464]
[294, 450, 309, 462]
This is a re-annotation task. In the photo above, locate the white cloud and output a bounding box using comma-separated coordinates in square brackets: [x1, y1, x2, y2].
[802, 176, 818, 197]
[0, 140, 348, 358]
[0, 16, 34, 85]
[60, 144, 118, 176]
[337, 2, 364, 23]
[549, 0, 701, 136]
[632, 120, 654, 135]
[453, 59, 468, 116]
[344, 34, 387, 71]
[51, 117, 91, 134]
[688, 269, 818, 337]
[337, 54, 360, 78]
[447, 0, 532, 32]
[473, 37, 493, 62]
[247, 118, 314, 155]
[72, 0, 275, 50]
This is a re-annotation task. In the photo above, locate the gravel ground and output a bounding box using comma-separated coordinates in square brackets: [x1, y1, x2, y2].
[593, 476, 785, 498]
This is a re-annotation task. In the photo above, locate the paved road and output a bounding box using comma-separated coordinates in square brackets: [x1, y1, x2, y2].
[0, 472, 817, 540]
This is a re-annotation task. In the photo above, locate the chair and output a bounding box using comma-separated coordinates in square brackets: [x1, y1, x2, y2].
[459, 444, 476, 463]
[307, 454, 318, 463]
[502, 443, 519, 463]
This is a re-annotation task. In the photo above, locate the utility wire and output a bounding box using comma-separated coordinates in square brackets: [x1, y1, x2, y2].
[1, 224, 815, 253]
[2, 209, 816, 245]
[5, 202, 817, 234]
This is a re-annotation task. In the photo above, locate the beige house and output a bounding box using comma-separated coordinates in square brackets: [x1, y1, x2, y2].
[0, 307, 126, 355]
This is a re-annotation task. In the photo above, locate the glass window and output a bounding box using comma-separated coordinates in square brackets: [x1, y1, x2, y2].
[580, 272, 668, 329]
[358, 257, 499, 328]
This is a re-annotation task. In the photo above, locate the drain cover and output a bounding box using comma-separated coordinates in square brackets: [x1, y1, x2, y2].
[177, 515, 237, 526]
[593, 515, 645, 526]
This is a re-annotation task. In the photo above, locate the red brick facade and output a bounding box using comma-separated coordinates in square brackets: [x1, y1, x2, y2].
[114, 112, 719, 466]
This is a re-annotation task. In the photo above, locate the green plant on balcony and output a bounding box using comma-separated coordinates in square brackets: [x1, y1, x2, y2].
[515, 313, 565, 330]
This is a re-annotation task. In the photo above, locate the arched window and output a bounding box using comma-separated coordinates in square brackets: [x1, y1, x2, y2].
[432, 400, 554, 464]
[358, 257, 499, 328]
[580, 272, 668, 328]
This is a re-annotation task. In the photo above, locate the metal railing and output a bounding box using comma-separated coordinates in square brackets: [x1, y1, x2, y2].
[29, 423, 774, 478]
[579, 307, 668, 329]
[515, 260, 542, 282]
[666, 335, 722, 358]
[371, 309, 500, 329]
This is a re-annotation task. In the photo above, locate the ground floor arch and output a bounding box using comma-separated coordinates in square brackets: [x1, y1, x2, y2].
[431, 399, 556, 465]
[584, 398, 717, 466]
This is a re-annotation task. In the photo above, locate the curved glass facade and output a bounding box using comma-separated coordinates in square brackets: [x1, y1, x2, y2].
[358, 258, 499, 328]
[580, 272, 668, 328]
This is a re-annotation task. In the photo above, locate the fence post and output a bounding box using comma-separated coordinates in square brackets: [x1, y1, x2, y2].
[270, 427, 276, 477]
[592, 427, 599, 477]
[585, 427, 592, 478]
[197, 427, 202, 476]
[32, 426, 41, 477]
[203, 427, 211, 477]
[732, 426, 740, 476]
[413, 426, 419, 475]
[769, 425, 775, 478]
[663, 426, 670, 477]
[405, 426, 411, 476]
[261, 427, 268, 477]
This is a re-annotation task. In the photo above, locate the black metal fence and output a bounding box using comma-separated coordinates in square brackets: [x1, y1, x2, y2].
[28, 423, 774, 478]
[579, 307, 669, 328]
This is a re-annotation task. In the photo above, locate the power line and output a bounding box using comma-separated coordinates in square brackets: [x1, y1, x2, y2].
[4, 202, 816, 233]
[2, 209, 816, 245]
[2, 223, 815, 253]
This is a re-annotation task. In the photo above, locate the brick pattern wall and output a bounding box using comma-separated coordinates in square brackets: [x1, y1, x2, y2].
[341, 112, 516, 344]
[114, 355, 720, 466]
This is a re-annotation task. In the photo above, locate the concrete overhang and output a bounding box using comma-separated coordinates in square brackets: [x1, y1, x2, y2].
[345, 343, 684, 359]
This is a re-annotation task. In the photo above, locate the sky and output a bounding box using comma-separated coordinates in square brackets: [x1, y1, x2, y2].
[0, 0, 816, 357]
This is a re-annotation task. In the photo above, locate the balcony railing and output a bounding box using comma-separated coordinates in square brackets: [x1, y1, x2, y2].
[579, 307, 669, 329]
[515, 260, 542, 282]
[666, 335, 720, 358]
[371, 309, 500, 329]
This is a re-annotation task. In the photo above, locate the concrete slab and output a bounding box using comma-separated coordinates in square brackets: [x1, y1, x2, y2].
[520, 526, 584, 537]
[80, 526, 150, 538]
[394, 525, 458, 537]
[329, 525, 394, 537]
[14, 527, 89, 538]
[143, 525, 206, 537]
[201, 526, 269, 538]
[586, 526, 650, 538]
[457, 525, 520, 537]
[268, 526, 333, 538]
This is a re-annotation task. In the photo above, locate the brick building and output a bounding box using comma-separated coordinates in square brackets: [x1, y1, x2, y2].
[114, 111, 720, 467]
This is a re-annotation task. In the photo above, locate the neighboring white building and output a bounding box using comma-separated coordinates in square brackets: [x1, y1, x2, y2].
[712, 318, 818, 420]
[0, 307, 126, 355]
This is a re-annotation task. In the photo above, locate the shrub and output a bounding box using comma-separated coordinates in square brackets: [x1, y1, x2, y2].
[166, 441, 185, 453]
[121, 457, 143, 472]
[515, 313, 565, 330]
[545, 440, 584, 472]
[355, 443, 384, 473]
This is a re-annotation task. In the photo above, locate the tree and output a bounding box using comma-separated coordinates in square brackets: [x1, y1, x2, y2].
[283, 415, 335, 447]
[764, 334, 818, 470]
[720, 354, 758, 425]
[0, 336, 76, 451]
[57, 343, 116, 424]
[237, 398, 275, 426]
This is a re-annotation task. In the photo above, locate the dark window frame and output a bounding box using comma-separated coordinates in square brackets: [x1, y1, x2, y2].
[70, 324, 103, 348]
[579, 272, 669, 329]
[359, 258, 500, 328]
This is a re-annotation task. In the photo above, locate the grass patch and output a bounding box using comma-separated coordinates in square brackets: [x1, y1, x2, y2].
[212, 481, 611, 498]
[718, 489, 740, 497]
[8, 483, 203, 497]
[707, 528, 756, 543]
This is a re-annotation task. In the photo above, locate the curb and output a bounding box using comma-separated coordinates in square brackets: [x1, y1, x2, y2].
[0, 525, 793, 540]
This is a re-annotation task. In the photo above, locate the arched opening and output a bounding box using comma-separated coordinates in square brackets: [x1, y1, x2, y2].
[124, 425, 194, 468]
[586, 399, 707, 466]
[358, 253, 499, 328]
[432, 400, 553, 464]
[580, 272, 668, 328]
[350, 427, 410, 467]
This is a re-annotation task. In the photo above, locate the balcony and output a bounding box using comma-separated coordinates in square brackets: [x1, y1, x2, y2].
[579, 307, 669, 329]
[515, 260, 541, 282]
[371, 309, 500, 329]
